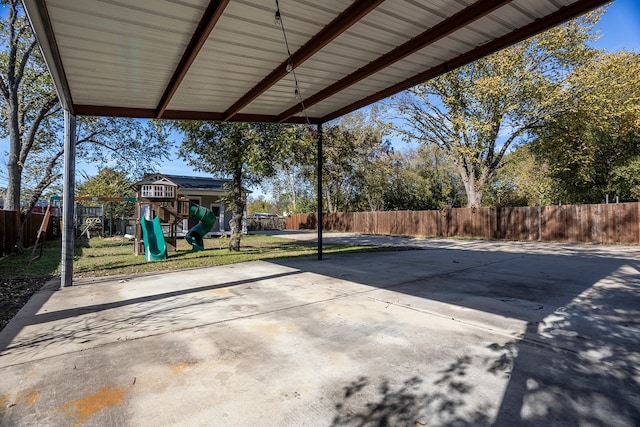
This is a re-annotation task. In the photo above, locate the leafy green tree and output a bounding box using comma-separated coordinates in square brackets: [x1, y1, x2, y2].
[321, 110, 390, 212]
[262, 110, 391, 214]
[175, 121, 290, 251]
[532, 51, 640, 203]
[1, 0, 58, 215]
[246, 197, 273, 216]
[486, 145, 554, 206]
[76, 168, 137, 217]
[353, 152, 393, 211]
[383, 146, 464, 210]
[609, 156, 640, 201]
[395, 10, 602, 207]
[18, 116, 170, 213]
[260, 125, 316, 214]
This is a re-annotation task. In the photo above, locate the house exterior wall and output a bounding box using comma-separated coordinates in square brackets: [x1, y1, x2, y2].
[177, 191, 231, 235]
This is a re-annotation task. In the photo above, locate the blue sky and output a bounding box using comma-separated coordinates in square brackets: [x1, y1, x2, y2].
[591, 0, 640, 51]
[1, 0, 639, 190]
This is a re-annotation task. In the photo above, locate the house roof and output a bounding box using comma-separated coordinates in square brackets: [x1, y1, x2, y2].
[22, 0, 608, 124]
[131, 173, 227, 191]
[163, 174, 227, 191]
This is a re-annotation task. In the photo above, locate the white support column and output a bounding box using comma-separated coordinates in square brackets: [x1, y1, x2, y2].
[220, 203, 225, 232]
[61, 110, 76, 288]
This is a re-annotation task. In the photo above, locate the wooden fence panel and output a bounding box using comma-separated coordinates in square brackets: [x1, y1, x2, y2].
[613, 203, 637, 244]
[631, 203, 640, 244]
[479, 208, 489, 239]
[284, 202, 639, 244]
[376, 211, 388, 235]
[368, 212, 375, 234]
[502, 207, 515, 240]
[618, 204, 630, 243]
[0, 211, 58, 256]
[543, 206, 553, 242]
[589, 204, 600, 243]
[1, 211, 19, 255]
[576, 205, 587, 243]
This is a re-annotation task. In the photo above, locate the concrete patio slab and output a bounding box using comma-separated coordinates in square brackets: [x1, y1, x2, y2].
[1, 235, 638, 426]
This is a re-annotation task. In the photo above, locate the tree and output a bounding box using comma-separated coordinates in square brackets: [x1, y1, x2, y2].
[320, 110, 390, 212]
[19, 116, 169, 212]
[383, 146, 464, 211]
[76, 168, 137, 218]
[1, 0, 59, 213]
[485, 144, 554, 206]
[246, 197, 273, 216]
[1, 1, 170, 252]
[531, 51, 640, 203]
[175, 121, 290, 251]
[260, 125, 316, 214]
[395, 10, 602, 207]
[260, 110, 391, 214]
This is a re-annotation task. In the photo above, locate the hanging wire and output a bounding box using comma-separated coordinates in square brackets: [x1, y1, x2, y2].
[274, 0, 312, 127]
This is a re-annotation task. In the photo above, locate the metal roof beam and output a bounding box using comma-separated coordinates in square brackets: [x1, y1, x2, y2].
[222, 0, 385, 121]
[320, 0, 612, 123]
[276, 0, 512, 122]
[73, 104, 321, 124]
[154, 0, 230, 119]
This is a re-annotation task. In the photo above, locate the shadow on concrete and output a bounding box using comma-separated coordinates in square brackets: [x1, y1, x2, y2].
[331, 358, 491, 427]
[0, 270, 298, 356]
[269, 243, 640, 426]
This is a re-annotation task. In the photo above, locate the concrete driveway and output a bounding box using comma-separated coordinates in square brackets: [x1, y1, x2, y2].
[1, 233, 638, 426]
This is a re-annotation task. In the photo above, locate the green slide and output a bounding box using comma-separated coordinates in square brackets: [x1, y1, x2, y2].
[140, 216, 167, 261]
[185, 202, 217, 251]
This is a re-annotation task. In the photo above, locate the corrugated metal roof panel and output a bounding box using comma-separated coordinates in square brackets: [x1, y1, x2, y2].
[46, 0, 207, 108]
[23, 0, 609, 121]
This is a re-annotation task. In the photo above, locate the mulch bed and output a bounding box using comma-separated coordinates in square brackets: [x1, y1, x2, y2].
[0, 277, 52, 332]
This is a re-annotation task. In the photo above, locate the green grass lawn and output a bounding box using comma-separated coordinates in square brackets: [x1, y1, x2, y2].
[1, 233, 376, 280]
[71, 234, 374, 278]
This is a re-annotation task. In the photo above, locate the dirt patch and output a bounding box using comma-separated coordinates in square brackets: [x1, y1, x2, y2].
[0, 277, 52, 332]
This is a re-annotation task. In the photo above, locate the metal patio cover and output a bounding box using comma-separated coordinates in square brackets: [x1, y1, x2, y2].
[23, 0, 609, 125]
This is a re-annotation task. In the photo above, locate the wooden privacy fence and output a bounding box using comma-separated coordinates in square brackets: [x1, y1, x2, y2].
[0, 210, 59, 256]
[286, 203, 640, 245]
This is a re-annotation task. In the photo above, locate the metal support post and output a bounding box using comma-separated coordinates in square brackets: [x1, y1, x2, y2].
[317, 123, 323, 260]
[61, 110, 76, 287]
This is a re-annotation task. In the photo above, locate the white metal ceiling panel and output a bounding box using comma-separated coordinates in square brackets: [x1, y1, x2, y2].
[166, 0, 345, 112]
[45, 0, 208, 109]
[23, 0, 610, 121]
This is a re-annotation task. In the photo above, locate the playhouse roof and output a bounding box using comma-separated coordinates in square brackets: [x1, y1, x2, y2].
[131, 174, 180, 190]
[163, 175, 227, 192]
[131, 173, 228, 192]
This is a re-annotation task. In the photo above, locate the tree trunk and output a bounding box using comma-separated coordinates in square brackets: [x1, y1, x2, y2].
[458, 163, 486, 208]
[5, 91, 24, 252]
[5, 156, 23, 253]
[465, 186, 484, 208]
[286, 168, 297, 211]
[228, 167, 244, 252]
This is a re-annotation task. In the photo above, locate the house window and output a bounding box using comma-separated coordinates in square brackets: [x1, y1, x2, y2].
[141, 184, 174, 198]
